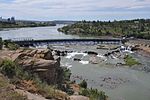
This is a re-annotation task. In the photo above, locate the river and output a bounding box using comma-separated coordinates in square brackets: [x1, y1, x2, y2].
[0, 24, 80, 40]
[0, 25, 150, 100]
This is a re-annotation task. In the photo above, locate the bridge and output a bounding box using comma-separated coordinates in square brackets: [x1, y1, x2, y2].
[9, 38, 123, 47]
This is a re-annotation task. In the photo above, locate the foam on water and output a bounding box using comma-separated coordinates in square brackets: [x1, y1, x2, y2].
[66, 52, 88, 59]
[79, 60, 89, 65]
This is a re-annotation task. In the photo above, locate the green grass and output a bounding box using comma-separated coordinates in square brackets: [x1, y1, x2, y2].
[124, 55, 140, 66]
[79, 88, 107, 100]
[79, 80, 107, 100]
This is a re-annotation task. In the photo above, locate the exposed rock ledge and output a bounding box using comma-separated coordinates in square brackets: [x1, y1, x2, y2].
[0, 48, 63, 85]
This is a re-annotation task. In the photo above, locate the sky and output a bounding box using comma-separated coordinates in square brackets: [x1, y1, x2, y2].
[0, 0, 150, 21]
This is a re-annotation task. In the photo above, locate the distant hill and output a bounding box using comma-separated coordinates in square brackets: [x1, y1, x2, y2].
[58, 19, 150, 39]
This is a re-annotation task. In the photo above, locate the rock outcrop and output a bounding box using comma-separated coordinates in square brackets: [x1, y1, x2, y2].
[70, 95, 89, 100]
[10, 48, 63, 85]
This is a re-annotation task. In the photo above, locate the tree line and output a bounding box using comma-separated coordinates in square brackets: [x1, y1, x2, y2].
[58, 19, 150, 39]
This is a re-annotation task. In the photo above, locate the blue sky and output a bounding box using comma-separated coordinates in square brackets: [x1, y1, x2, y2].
[0, 0, 150, 21]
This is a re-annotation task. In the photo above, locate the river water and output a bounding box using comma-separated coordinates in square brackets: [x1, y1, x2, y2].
[0, 24, 80, 40]
[0, 25, 150, 100]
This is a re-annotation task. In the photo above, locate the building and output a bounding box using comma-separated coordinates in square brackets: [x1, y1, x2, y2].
[11, 17, 15, 23]
[0, 16, 15, 23]
[0, 16, 2, 22]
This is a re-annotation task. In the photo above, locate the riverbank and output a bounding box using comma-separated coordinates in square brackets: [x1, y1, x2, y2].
[58, 19, 150, 40]
[0, 21, 56, 31]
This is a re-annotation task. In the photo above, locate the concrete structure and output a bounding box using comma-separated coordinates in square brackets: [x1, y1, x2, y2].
[10, 38, 123, 47]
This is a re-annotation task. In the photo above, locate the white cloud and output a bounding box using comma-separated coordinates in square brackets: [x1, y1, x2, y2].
[0, 0, 149, 20]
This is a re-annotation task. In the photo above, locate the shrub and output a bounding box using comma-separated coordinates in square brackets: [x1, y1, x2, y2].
[79, 80, 87, 89]
[0, 59, 27, 79]
[63, 68, 72, 81]
[124, 55, 140, 66]
[0, 59, 17, 78]
[3, 40, 19, 50]
[80, 88, 107, 100]
[7, 43, 20, 50]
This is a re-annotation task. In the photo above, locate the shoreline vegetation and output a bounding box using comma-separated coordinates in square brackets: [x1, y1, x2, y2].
[0, 21, 56, 30]
[124, 55, 140, 67]
[58, 19, 150, 39]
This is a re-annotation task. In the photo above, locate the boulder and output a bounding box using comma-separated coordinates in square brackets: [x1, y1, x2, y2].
[84, 51, 98, 55]
[73, 58, 81, 61]
[89, 56, 104, 64]
[34, 49, 54, 60]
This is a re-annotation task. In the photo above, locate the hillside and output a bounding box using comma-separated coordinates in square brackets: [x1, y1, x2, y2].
[58, 19, 150, 39]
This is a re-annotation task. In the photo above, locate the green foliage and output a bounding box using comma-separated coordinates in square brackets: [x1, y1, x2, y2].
[63, 68, 72, 81]
[0, 21, 56, 28]
[0, 59, 30, 80]
[7, 43, 20, 50]
[79, 80, 87, 89]
[80, 88, 107, 100]
[56, 68, 74, 95]
[0, 59, 17, 78]
[79, 80, 107, 100]
[3, 40, 20, 50]
[124, 55, 140, 66]
[58, 19, 150, 39]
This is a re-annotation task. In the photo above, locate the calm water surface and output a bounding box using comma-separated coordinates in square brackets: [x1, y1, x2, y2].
[0, 25, 79, 40]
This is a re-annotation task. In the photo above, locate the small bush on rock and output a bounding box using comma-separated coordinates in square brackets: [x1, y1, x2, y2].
[79, 80, 87, 89]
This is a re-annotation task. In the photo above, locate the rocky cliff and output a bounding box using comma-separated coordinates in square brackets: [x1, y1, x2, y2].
[1, 48, 63, 85]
